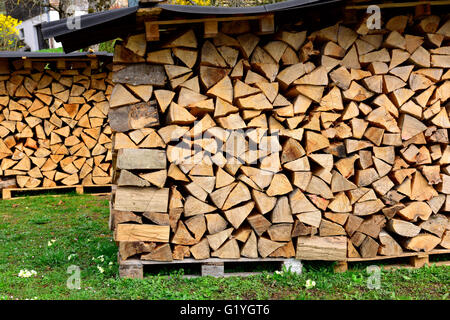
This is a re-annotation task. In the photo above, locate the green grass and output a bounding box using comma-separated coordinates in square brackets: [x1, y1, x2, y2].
[36, 48, 66, 53]
[0, 194, 448, 300]
[36, 39, 116, 54]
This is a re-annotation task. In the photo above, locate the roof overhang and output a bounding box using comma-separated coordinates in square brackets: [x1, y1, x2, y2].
[41, 0, 344, 53]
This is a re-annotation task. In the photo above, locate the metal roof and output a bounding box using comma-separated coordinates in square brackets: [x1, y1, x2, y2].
[153, 0, 341, 15]
[0, 51, 113, 59]
[41, 6, 139, 53]
[41, 0, 343, 53]
[41, 6, 139, 40]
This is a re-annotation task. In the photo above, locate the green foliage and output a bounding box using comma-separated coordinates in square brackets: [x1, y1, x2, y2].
[0, 194, 448, 300]
[37, 48, 65, 53]
[98, 40, 116, 53]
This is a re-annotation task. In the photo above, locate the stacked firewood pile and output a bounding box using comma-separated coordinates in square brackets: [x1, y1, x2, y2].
[0, 57, 113, 188]
[110, 14, 450, 262]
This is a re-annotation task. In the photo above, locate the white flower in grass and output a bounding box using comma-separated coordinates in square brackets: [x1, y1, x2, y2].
[67, 254, 77, 261]
[47, 239, 56, 247]
[18, 269, 37, 278]
[97, 265, 104, 274]
[97, 255, 105, 262]
[305, 279, 316, 289]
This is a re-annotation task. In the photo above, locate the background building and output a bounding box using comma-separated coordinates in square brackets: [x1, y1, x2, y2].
[5, 0, 130, 51]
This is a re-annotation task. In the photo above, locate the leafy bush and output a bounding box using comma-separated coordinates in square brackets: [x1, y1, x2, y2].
[0, 14, 22, 51]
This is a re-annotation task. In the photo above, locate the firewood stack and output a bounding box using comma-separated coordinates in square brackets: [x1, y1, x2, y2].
[0, 58, 113, 189]
[110, 14, 450, 263]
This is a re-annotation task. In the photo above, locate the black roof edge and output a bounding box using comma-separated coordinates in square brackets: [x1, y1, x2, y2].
[152, 0, 332, 15]
[41, 6, 138, 39]
[52, 8, 139, 53]
[42, 0, 344, 53]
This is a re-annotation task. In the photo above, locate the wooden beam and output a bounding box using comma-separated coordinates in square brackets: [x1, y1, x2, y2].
[145, 14, 275, 41]
[346, 249, 450, 262]
[145, 15, 271, 26]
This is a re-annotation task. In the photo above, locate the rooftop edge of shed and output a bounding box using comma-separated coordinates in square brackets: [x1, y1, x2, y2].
[41, 0, 343, 53]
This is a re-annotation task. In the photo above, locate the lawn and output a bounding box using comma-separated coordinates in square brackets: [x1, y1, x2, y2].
[0, 194, 448, 300]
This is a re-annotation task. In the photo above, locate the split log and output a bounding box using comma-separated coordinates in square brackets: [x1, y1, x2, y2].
[387, 219, 421, 237]
[404, 234, 441, 252]
[378, 230, 403, 256]
[296, 236, 347, 260]
[115, 224, 170, 242]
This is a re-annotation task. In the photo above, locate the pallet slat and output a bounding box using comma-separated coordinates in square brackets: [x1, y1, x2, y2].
[2, 184, 112, 199]
[119, 257, 302, 279]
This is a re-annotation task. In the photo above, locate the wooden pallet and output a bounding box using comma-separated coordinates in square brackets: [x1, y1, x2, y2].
[334, 249, 450, 272]
[1, 184, 112, 200]
[143, 14, 274, 41]
[119, 257, 303, 279]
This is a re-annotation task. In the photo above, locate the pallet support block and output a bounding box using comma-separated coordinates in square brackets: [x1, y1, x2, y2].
[201, 262, 225, 277]
[76, 186, 84, 195]
[2, 188, 12, 200]
[119, 261, 144, 279]
[333, 261, 348, 273]
[410, 254, 429, 268]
